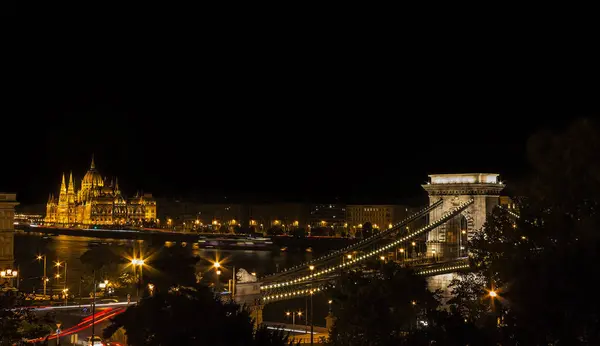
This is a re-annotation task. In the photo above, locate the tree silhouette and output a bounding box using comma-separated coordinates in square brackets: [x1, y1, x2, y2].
[143, 245, 200, 293]
[0, 292, 55, 345]
[103, 286, 295, 346]
[449, 118, 600, 345]
[361, 222, 373, 238]
[328, 262, 439, 345]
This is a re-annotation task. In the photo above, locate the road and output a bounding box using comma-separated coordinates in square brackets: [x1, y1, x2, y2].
[26, 302, 133, 344]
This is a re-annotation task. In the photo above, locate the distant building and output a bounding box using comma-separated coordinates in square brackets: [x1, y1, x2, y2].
[155, 201, 308, 232]
[308, 204, 346, 228]
[0, 193, 18, 285]
[248, 204, 308, 231]
[44, 156, 157, 226]
[14, 213, 44, 225]
[346, 205, 411, 235]
[499, 196, 517, 210]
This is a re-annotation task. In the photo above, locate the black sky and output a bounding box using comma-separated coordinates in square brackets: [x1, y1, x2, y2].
[2, 36, 598, 206]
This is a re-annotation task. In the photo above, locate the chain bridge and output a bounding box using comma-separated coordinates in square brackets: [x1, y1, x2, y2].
[234, 174, 506, 325]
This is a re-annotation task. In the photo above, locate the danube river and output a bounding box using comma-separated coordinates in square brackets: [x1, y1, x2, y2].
[14, 232, 334, 326]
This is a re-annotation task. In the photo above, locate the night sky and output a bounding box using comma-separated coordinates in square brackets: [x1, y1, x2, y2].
[2, 48, 597, 206]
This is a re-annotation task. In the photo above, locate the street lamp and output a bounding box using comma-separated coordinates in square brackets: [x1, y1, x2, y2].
[62, 288, 69, 305]
[148, 283, 155, 296]
[54, 260, 67, 299]
[131, 258, 145, 302]
[489, 290, 497, 298]
[0, 269, 18, 287]
[213, 261, 223, 292]
[286, 311, 303, 329]
[37, 255, 47, 297]
[309, 265, 315, 346]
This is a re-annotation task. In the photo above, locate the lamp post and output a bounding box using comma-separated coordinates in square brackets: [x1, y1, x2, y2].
[232, 266, 236, 298]
[91, 270, 96, 344]
[62, 288, 69, 306]
[286, 311, 302, 329]
[460, 229, 467, 257]
[0, 269, 18, 287]
[63, 262, 68, 305]
[148, 283, 155, 296]
[213, 262, 221, 292]
[309, 265, 315, 346]
[37, 255, 47, 297]
[131, 258, 145, 302]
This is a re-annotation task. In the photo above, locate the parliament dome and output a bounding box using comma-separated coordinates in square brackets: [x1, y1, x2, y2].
[82, 156, 104, 189]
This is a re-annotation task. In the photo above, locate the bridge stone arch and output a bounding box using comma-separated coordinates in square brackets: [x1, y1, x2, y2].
[422, 173, 505, 258]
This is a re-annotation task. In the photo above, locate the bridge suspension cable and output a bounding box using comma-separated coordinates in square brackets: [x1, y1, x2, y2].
[498, 205, 520, 219]
[260, 199, 444, 282]
[263, 258, 472, 303]
[261, 199, 474, 292]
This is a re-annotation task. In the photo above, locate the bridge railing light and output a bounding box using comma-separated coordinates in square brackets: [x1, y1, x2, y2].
[261, 199, 474, 292]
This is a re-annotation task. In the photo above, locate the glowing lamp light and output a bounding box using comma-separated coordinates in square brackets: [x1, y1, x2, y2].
[309, 265, 315, 271]
[489, 290, 497, 298]
[131, 259, 145, 265]
[213, 262, 221, 269]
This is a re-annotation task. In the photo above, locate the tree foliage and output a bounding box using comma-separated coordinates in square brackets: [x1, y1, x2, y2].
[144, 245, 200, 293]
[448, 118, 600, 345]
[328, 262, 439, 346]
[0, 293, 55, 345]
[103, 286, 294, 346]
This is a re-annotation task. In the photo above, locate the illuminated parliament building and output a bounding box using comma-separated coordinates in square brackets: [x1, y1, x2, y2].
[44, 156, 157, 226]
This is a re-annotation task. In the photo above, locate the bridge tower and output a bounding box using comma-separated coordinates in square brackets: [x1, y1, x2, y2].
[422, 174, 504, 259]
[234, 282, 264, 329]
[0, 193, 19, 287]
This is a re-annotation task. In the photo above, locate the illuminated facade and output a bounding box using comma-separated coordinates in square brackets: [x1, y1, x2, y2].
[0, 193, 18, 286]
[44, 156, 157, 226]
[346, 205, 411, 234]
[422, 173, 504, 258]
